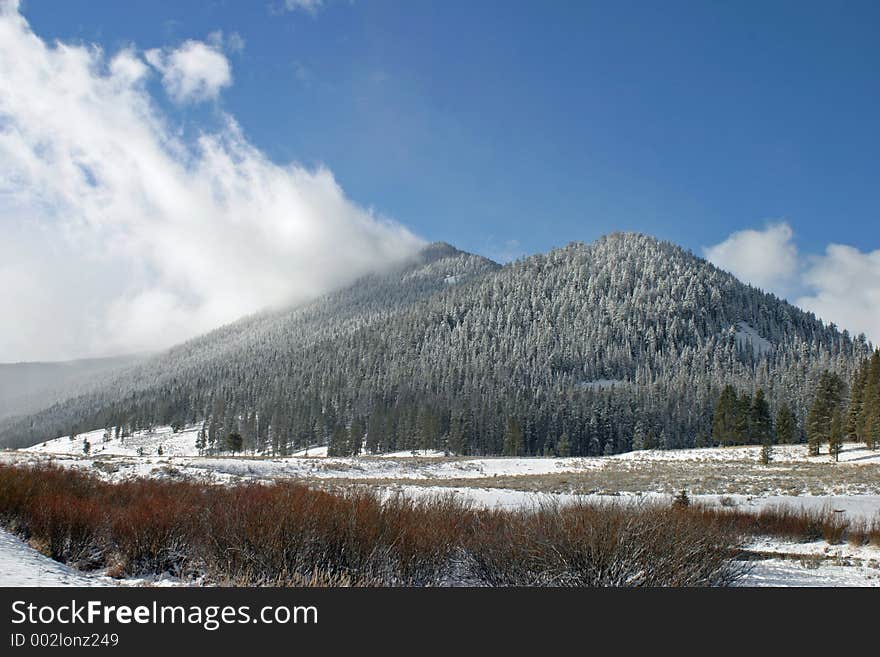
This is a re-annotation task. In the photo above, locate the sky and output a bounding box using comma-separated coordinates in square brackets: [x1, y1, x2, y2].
[0, 0, 878, 361]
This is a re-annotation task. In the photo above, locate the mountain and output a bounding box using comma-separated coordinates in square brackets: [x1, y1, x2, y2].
[0, 354, 146, 423]
[0, 233, 871, 454]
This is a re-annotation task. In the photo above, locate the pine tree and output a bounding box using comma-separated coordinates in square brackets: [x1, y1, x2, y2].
[196, 422, 207, 455]
[863, 350, 880, 450]
[750, 389, 772, 445]
[557, 432, 571, 457]
[735, 391, 752, 444]
[846, 360, 868, 442]
[226, 431, 243, 455]
[327, 425, 348, 457]
[503, 418, 524, 456]
[632, 421, 647, 451]
[759, 440, 773, 465]
[829, 407, 843, 462]
[349, 417, 365, 456]
[775, 402, 797, 444]
[712, 385, 738, 446]
[806, 371, 845, 456]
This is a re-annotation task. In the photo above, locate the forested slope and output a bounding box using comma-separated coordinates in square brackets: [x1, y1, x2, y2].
[1, 234, 870, 455]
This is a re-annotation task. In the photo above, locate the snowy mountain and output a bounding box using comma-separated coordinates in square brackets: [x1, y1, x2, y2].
[0, 233, 870, 454]
[0, 354, 145, 422]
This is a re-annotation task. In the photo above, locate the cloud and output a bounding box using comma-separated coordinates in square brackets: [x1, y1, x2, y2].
[484, 238, 525, 264]
[282, 0, 324, 15]
[797, 245, 880, 343]
[703, 223, 798, 293]
[145, 39, 232, 103]
[705, 223, 880, 343]
[207, 30, 245, 55]
[0, 6, 423, 361]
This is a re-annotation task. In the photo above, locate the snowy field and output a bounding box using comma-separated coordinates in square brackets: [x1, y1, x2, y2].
[26, 423, 880, 466]
[4, 424, 880, 586]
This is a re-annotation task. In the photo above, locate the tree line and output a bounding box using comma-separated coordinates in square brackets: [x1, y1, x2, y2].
[710, 349, 880, 461]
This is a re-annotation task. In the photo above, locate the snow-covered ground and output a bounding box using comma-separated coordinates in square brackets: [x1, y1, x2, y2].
[6, 428, 880, 586]
[0, 529, 187, 588]
[0, 529, 109, 587]
[387, 484, 880, 520]
[26, 423, 880, 469]
[611, 442, 880, 465]
[738, 537, 880, 587]
[28, 426, 461, 462]
[734, 321, 773, 356]
[27, 425, 203, 458]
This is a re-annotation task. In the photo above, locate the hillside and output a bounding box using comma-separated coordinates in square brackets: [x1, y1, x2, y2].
[0, 354, 145, 422]
[0, 233, 870, 454]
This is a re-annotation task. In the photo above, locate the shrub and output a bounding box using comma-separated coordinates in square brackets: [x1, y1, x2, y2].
[0, 464, 752, 586]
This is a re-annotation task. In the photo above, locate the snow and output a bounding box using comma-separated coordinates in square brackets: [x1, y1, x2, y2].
[734, 321, 773, 356]
[378, 449, 447, 458]
[0, 529, 190, 587]
[0, 529, 110, 587]
[613, 442, 880, 466]
[738, 537, 880, 587]
[7, 441, 880, 492]
[289, 445, 329, 457]
[26, 424, 203, 458]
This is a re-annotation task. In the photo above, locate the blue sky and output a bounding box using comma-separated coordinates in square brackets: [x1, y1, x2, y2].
[1, 1, 878, 360]
[23, 0, 879, 258]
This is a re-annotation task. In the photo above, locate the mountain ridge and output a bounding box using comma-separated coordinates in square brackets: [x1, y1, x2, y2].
[0, 233, 870, 453]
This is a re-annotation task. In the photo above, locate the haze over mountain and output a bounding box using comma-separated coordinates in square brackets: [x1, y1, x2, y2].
[0, 233, 870, 454]
[0, 354, 145, 423]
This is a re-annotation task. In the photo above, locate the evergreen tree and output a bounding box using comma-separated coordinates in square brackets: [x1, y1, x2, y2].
[806, 371, 845, 456]
[557, 432, 571, 457]
[348, 417, 365, 456]
[226, 431, 243, 455]
[759, 440, 772, 465]
[735, 391, 752, 444]
[775, 402, 797, 445]
[829, 408, 843, 462]
[328, 425, 348, 457]
[750, 389, 772, 445]
[863, 350, 880, 450]
[503, 418, 524, 456]
[196, 422, 207, 455]
[632, 421, 647, 451]
[846, 360, 868, 442]
[712, 385, 738, 446]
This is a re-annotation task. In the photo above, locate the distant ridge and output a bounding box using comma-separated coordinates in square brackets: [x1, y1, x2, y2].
[0, 234, 869, 454]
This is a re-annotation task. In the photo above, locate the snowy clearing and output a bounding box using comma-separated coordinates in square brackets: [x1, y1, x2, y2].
[734, 321, 773, 356]
[7, 429, 880, 586]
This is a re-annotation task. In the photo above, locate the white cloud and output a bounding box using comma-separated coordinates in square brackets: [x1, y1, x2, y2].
[226, 32, 246, 54]
[283, 0, 324, 14]
[797, 245, 880, 343]
[0, 6, 423, 361]
[484, 238, 525, 264]
[145, 39, 231, 104]
[207, 30, 245, 54]
[703, 223, 798, 293]
[705, 223, 880, 344]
